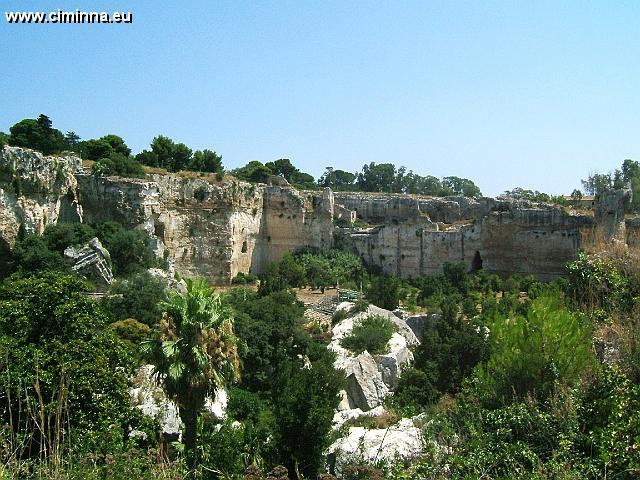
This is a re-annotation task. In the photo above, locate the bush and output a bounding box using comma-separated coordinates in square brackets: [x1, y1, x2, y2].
[43, 223, 96, 253]
[92, 153, 145, 178]
[0, 273, 139, 456]
[341, 315, 395, 355]
[103, 271, 168, 326]
[95, 223, 158, 276]
[351, 298, 370, 313]
[473, 294, 594, 407]
[231, 272, 257, 285]
[11, 234, 71, 275]
[366, 275, 402, 310]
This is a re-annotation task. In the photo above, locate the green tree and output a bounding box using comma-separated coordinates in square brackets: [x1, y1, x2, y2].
[318, 167, 356, 190]
[581, 172, 614, 196]
[442, 176, 482, 197]
[473, 295, 594, 407]
[92, 153, 145, 178]
[80, 138, 114, 160]
[8, 114, 68, 155]
[225, 288, 307, 393]
[11, 235, 70, 275]
[0, 273, 137, 455]
[232, 160, 273, 183]
[366, 275, 402, 310]
[98, 225, 157, 276]
[104, 271, 169, 326]
[265, 158, 298, 180]
[271, 349, 343, 478]
[188, 149, 224, 173]
[141, 278, 240, 472]
[356, 162, 396, 192]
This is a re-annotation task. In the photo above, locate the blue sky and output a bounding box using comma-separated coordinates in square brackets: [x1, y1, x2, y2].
[2, 1, 639, 196]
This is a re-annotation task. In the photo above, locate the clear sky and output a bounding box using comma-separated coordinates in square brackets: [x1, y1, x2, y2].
[2, 1, 639, 196]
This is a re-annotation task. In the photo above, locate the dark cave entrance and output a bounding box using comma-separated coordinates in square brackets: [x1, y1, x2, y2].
[471, 250, 483, 273]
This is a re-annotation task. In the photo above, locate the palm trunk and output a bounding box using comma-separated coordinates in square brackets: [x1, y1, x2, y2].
[180, 405, 199, 476]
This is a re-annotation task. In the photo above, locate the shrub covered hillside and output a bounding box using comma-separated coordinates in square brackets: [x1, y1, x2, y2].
[1, 208, 640, 477]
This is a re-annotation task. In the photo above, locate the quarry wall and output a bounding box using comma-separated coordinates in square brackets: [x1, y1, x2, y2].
[0, 146, 624, 283]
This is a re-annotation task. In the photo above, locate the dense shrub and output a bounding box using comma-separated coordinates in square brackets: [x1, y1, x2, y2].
[11, 234, 71, 275]
[0, 273, 140, 456]
[472, 295, 594, 407]
[96, 223, 159, 276]
[341, 315, 395, 355]
[365, 275, 402, 310]
[225, 289, 308, 392]
[103, 271, 168, 326]
[92, 153, 146, 178]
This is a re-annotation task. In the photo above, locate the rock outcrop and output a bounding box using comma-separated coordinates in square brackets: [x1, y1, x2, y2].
[64, 237, 113, 285]
[335, 193, 596, 281]
[0, 146, 83, 274]
[330, 303, 419, 411]
[326, 418, 424, 475]
[75, 171, 334, 283]
[1, 146, 635, 284]
[129, 364, 227, 437]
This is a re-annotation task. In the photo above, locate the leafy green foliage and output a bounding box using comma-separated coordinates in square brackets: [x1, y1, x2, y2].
[92, 153, 145, 178]
[271, 350, 343, 478]
[11, 234, 71, 275]
[142, 278, 240, 470]
[318, 167, 356, 190]
[321, 161, 483, 196]
[103, 271, 168, 326]
[232, 160, 272, 183]
[8, 114, 69, 155]
[565, 251, 633, 313]
[97, 223, 159, 276]
[341, 315, 396, 355]
[576, 365, 640, 478]
[394, 308, 488, 411]
[231, 271, 258, 284]
[42, 222, 96, 254]
[366, 275, 402, 310]
[80, 134, 131, 160]
[135, 135, 224, 174]
[0, 273, 138, 455]
[225, 288, 307, 392]
[473, 295, 594, 407]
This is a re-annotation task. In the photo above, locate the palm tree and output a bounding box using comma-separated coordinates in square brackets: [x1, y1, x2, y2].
[142, 278, 240, 472]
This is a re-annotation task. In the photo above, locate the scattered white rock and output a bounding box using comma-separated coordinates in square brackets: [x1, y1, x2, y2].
[326, 418, 424, 475]
[332, 405, 386, 431]
[329, 304, 419, 411]
[129, 364, 227, 437]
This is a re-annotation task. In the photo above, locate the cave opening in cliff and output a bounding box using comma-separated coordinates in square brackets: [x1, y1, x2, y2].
[471, 250, 483, 273]
[241, 240, 248, 253]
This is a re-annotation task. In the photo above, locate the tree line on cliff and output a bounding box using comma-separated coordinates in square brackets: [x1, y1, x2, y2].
[1, 114, 481, 197]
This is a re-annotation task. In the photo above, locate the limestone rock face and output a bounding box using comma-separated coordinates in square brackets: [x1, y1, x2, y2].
[129, 364, 227, 437]
[64, 237, 113, 285]
[1, 146, 634, 284]
[596, 188, 631, 240]
[0, 146, 82, 246]
[329, 304, 419, 411]
[338, 197, 595, 280]
[77, 174, 334, 283]
[326, 418, 424, 475]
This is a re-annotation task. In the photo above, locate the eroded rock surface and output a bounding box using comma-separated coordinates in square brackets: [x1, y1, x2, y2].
[1, 146, 635, 284]
[330, 304, 419, 411]
[64, 237, 113, 285]
[326, 418, 424, 475]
